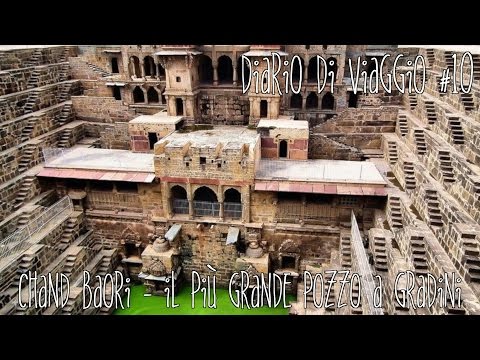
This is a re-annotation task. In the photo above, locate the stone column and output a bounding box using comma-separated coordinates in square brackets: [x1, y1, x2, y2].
[142, 89, 148, 104]
[213, 65, 218, 86]
[218, 184, 224, 220]
[242, 186, 250, 223]
[140, 60, 145, 78]
[187, 183, 194, 219]
[129, 58, 135, 78]
[150, 60, 155, 77]
[162, 182, 171, 218]
[267, 98, 272, 119]
[233, 60, 238, 86]
[304, 62, 308, 84]
[302, 96, 307, 110]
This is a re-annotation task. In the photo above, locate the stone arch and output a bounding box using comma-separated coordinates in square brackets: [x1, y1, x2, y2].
[321, 91, 335, 110]
[290, 93, 302, 109]
[143, 56, 156, 77]
[291, 56, 304, 81]
[278, 239, 301, 253]
[133, 86, 145, 103]
[217, 55, 233, 84]
[193, 186, 218, 202]
[130, 56, 141, 78]
[171, 185, 188, 215]
[279, 139, 288, 158]
[224, 188, 241, 203]
[307, 56, 318, 82]
[198, 55, 213, 84]
[147, 86, 159, 103]
[306, 92, 318, 109]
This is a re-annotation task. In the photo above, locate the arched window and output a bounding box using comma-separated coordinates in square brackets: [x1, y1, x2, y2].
[218, 55, 233, 84]
[291, 56, 304, 82]
[193, 186, 219, 217]
[131, 56, 141, 78]
[308, 57, 318, 83]
[279, 140, 288, 158]
[157, 63, 165, 77]
[290, 94, 302, 109]
[133, 86, 144, 103]
[224, 188, 242, 219]
[306, 92, 318, 109]
[143, 56, 156, 77]
[198, 55, 213, 84]
[171, 185, 188, 214]
[147, 87, 159, 103]
[321, 92, 334, 110]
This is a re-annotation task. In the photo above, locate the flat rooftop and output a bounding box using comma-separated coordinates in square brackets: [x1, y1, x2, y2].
[161, 126, 259, 150]
[257, 119, 308, 130]
[0, 45, 64, 51]
[44, 148, 154, 172]
[129, 112, 184, 125]
[256, 159, 386, 184]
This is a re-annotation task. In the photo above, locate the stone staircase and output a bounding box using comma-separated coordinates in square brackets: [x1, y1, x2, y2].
[460, 92, 475, 112]
[26, 69, 41, 89]
[12, 253, 36, 289]
[23, 91, 39, 114]
[58, 82, 72, 102]
[371, 234, 388, 272]
[424, 100, 437, 125]
[462, 233, 480, 283]
[472, 54, 480, 80]
[59, 63, 70, 82]
[387, 140, 398, 165]
[57, 103, 73, 126]
[426, 49, 435, 67]
[447, 116, 465, 145]
[438, 149, 456, 183]
[57, 128, 73, 148]
[62, 253, 77, 278]
[17, 144, 36, 173]
[388, 196, 403, 229]
[340, 233, 352, 268]
[398, 113, 408, 137]
[425, 189, 443, 227]
[87, 62, 112, 78]
[20, 117, 37, 142]
[59, 216, 78, 247]
[444, 51, 455, 71]
[410, 235, 428, 276]
[413, 128, 427, 156]
[408, 93, 417, 110]
[12, 176, 35, 211]
[404, 162, 416, 190]
[24, 50, 43, 68]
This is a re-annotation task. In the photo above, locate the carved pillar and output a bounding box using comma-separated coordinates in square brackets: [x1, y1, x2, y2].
[187, 183, 194, 219]
[302, 96, 307, 110]
[213, 65, 218, 86]
[304, 62, 308, 84]
[242, 186, 250, 223]
[140, 60, 145, 78]
[267, 98, 272, 119]
[150, 59, 155, 77]
[232, 60, 238, 86]
[218, 185, 224, 220]
[162, 182, 171, 218]
[142, 88, 148, 104]
[129, 58, 135, 78]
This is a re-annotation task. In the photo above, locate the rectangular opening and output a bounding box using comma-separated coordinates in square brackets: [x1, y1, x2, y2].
[176, 76, 181, 82]
[112, 86, 122, 100]
[200, 156, 206, 164]
[148, 132, 158, 150]
[281, 255, 296, 269]
[90, 181, 113, 192]
[348, 91, 358, 108]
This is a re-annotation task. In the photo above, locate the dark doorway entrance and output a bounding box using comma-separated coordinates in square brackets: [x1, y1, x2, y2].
[111, 57, 119, 73]
[279, 140, 288, 158]
[148, 132, 158, 150]
[260, 100, 268, 118]
[112, 86, 121, 100]
[176, 98, 184, 116]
